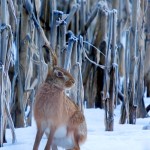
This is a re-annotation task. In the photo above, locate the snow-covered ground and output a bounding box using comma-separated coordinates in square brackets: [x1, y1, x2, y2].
[1, 98, 150, 150]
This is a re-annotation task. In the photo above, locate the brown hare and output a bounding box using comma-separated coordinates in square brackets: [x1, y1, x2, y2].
[33, 66, 87, 150]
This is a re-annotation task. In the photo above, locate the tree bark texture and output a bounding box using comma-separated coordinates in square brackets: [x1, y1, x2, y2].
[128, 0, 139, 124]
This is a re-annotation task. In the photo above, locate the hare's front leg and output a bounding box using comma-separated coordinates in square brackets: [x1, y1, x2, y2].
[44, 126, 56, 150]
[33, 123, 45, 150]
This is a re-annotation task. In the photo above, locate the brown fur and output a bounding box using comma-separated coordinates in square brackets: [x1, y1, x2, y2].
[33, 67, 87, 150]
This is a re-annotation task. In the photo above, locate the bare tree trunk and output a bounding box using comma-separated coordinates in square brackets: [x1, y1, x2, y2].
[70, 40, 78, 104]
[51, 10, 63, 50]
[0, 64, 4, 146]
[104, 19, 112, 131]
[94, 2, 108, 109]
[144, 0, 150, 98]
[80, 5, 98, 36]
[136, 0, 147, 118]
[118, 0, 127, 124]
[63, 32, 76, 70]
[58, 21, 66, 67]
[0, 0, 7, 146]
[105, 10, 117, 131]
[120, 30, 130, 124]
[0, 0, 16, 146]
[80, 0, 86, 34]
[128, 0, 139, 124]
[112, 0, 119, 9]
[15, 3, 29, 127]
[66, 3, 80, 30]
[0, 15, 3, 148]
[77, 36, 84, 110]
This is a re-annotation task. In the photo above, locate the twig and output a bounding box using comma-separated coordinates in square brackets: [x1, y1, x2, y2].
[83, 40, 106, 57]
[83, 47, 105, 69]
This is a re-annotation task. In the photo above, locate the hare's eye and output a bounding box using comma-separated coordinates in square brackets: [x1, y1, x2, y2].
[56, 71, 64, 78]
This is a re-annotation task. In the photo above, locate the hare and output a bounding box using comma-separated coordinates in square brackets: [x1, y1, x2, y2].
[33, 66, 87, 150]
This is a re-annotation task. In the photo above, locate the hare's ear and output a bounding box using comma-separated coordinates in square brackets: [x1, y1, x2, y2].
[43, 45, 58, 66]
[52, 52, 58, 66]
[47, 63, 53, 76]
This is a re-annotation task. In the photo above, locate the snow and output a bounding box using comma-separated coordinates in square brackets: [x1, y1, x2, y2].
[1, 98, 150, 150]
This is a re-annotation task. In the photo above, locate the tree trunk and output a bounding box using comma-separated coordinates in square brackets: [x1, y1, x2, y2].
[95, 2, 108, 109]
[0, 0, 7, 146]
[128, 0, 139, 124]
[144, 0, 150, 97]
[105, 10, 117, 131]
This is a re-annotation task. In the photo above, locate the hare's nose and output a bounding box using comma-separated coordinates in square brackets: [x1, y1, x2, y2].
[71, 79, 75, 84]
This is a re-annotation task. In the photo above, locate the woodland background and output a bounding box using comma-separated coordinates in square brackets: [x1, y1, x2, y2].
[0, 0, 150, 147]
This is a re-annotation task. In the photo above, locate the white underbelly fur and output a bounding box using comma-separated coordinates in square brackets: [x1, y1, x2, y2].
[45, 125, 75, 149]
[53, 136, 75, 149]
